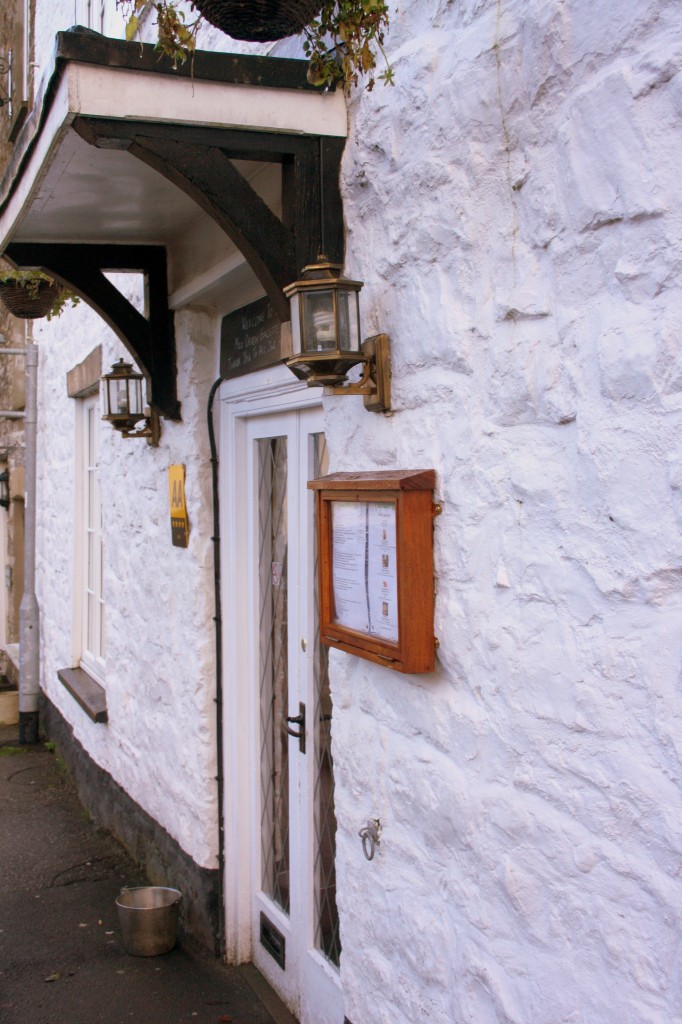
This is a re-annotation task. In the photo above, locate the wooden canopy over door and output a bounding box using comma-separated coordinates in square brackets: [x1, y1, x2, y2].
[0, 28, 346, 422]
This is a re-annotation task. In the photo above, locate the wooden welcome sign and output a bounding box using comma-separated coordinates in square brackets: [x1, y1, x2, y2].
[220, 296, 284, 379]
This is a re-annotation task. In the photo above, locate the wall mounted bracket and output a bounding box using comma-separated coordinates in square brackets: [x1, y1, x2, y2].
[4, 242, 179, 421]
[327, 334, 391, 413]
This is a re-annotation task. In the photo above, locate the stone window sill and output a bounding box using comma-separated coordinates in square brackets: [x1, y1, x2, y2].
[57, 667, 108, 724]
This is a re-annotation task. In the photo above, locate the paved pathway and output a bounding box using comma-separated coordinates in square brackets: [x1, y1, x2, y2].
[0, 724, 294, 1024]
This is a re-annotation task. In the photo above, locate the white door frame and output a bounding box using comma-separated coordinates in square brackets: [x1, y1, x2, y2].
[219, 364, 322, 967]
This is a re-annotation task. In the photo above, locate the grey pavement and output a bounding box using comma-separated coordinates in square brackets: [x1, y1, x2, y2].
[0, 724, 295, 1024]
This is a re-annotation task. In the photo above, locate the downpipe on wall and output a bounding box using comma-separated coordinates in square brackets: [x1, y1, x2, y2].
[19, 335, 39, 744]
[207, 376, 225, 957]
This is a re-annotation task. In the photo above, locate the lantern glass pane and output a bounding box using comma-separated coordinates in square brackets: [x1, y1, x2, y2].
[105, 379, 116, 416]
[115, 379, 130, 415]
[290, 293, 303, 355]
[302, 290, 337, 352]
[132, 378, 144, 416]
[337, 289, 360, 352]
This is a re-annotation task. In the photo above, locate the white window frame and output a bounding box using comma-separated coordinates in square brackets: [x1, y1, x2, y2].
[75, 0, 107, 33]
[74, 392, 106, 684]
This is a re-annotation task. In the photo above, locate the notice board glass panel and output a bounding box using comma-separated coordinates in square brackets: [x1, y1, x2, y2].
[308, 471, 437, 675]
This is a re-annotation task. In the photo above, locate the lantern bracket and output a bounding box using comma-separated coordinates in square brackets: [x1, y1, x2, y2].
[326, 334, 391, 413]
[117, 409, 161, 447]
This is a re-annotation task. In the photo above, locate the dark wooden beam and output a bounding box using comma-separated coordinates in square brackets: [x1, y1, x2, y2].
[56, 27, 323, 92]
[74, 116, 315, 161]
[282, 137, 344, 272]
[5, 242, 179, 420]
[320, 137, 345, 266]
[74, 117, 347, 311]
[129, 136, 296, 322]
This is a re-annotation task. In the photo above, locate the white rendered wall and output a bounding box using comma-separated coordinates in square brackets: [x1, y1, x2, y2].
[26, 1, 682, 1022]
[327, 2, 682, 1024]
[27, 0, 275, 882]
[35, 284, 220, 871]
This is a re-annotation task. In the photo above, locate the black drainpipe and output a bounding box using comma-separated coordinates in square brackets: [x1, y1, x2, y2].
[207, 376, 225, 958]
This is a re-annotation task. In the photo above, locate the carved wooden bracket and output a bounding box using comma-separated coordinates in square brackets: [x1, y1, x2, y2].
[5, 242, 180, 420]
[73, 117, 345, 324]
[0, 33, 347, 422]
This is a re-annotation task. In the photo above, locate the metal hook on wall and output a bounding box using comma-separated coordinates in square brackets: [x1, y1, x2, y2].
[358, 818, 381, 861]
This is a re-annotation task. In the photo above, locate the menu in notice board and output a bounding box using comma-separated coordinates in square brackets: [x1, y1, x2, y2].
[331, 501, 398, 642]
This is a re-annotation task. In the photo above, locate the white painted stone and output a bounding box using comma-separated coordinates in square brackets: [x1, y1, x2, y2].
[24, 1, 682, 1022]
[558, 71, 662, 231]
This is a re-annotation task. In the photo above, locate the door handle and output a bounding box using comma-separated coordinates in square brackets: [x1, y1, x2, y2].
[285, 701, 306, 754]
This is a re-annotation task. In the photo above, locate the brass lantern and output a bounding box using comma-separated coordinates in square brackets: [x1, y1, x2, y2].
[101, 358, 160, 445]
[283, 258, 390, 411]
[284, 258, 362, 385]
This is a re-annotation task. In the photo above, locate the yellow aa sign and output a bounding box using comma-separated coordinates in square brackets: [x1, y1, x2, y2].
[168, 464, 189, 548]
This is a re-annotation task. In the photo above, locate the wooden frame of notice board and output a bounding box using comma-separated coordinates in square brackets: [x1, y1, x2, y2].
[308, 470, 438, 674]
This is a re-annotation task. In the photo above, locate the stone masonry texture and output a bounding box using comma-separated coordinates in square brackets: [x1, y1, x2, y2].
[14, 2, 682, 1023]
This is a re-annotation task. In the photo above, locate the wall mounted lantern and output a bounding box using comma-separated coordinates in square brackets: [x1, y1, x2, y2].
[101, 358, 160, 446]
[283, 257, 390, 412]
[0, 469, 9, 510]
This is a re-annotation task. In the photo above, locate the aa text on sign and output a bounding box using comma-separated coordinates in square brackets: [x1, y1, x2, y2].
[168, 465, 189, 548]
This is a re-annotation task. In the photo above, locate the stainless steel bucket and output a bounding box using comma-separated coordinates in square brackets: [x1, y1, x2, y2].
[115, 886, 182, 956]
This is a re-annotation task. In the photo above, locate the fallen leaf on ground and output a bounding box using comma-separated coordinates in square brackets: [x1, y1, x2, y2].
[44, 973, 61, 982]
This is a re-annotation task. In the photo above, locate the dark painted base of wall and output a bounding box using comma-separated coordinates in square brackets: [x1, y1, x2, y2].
[40, 694, 221, 954]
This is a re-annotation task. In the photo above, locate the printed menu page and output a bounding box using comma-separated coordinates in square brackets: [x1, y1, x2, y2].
[367, 502, 399, 641]
[331, 500, 398, 642]
[331, 502, 370, 633]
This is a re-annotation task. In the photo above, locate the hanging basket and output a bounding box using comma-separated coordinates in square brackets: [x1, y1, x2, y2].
[0, 279, 62, 320]
[193, 0, 323, 41]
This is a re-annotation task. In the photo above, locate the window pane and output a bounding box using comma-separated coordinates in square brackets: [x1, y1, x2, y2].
[81, 396, 105, 671]
[258, 435, 290, 914]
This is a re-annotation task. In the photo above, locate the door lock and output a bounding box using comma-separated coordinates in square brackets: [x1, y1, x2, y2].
[285, 701, 306, 754]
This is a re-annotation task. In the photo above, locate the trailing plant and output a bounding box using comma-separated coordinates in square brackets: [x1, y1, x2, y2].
[304, 1, 393, 92]
[0, 269, 80, 320]
[116, 0, 394, 90]
[118, 1, 202, 68]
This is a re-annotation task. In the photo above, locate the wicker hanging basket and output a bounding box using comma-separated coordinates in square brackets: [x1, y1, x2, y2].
[0, 279, 62, 319]
[193, 0, 323, 41]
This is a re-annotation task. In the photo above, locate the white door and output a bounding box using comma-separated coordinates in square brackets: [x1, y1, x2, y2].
[227, 400, 342, 1024]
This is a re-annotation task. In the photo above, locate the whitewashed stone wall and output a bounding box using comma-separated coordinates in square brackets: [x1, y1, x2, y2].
[35, 282, 220, 870]
[28, 0, 269, 888]
[27, 1, 682, 1022]
[328, 2, 682, 1023]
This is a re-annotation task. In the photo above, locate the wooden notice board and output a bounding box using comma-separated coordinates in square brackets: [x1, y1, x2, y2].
[308, 470, 437, 674]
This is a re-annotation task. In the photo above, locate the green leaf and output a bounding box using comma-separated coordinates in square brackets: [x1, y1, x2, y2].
[125, 15, 139, 40]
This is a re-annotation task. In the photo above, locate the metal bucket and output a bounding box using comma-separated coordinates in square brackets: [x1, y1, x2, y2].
[116, 886, 182, 956]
